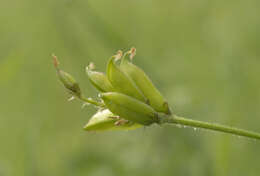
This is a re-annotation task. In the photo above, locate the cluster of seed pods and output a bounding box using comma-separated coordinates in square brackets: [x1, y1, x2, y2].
[53, 50, 260, 142]
[54, 48, 171, 131]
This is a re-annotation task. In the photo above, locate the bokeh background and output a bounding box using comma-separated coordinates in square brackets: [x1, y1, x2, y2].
[1, 0, 260, 175]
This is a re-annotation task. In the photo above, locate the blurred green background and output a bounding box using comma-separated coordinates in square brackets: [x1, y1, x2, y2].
[1, 0, 260, 175]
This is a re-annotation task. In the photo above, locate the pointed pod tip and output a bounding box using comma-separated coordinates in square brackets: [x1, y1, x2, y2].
[107, 55, 117, 75]
[129, 47, 136, 60]
[121, 47, 136, 62]
[52, 54, 59, 69]
[108, 55, 115, 64]
[115, 50, 123, 61]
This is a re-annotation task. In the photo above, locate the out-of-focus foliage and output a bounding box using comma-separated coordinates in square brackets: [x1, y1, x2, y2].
[1, 0, 260, 175]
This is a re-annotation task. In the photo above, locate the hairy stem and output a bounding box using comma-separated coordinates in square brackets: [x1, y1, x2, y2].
[164, 115, 260, 140]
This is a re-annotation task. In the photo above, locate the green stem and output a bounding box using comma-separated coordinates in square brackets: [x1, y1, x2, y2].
[79, 96, 105, 107]
[165, 115, 260, 140]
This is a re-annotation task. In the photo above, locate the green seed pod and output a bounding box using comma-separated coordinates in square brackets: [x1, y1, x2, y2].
[106, 54, 147, 103]
[120, 48, 171, 114]
[84, 109, 142, 131]
[53, 55, 81, 97]
[86, 63, 115, 92]
[57, 70, 81, 97]
[100, 92, 159, 125]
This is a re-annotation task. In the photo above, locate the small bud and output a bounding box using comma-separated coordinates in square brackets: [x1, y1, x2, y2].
[106, 54, 147, 103]
[86, 63, 115, 92]
[120, 48, 171, 114]
[100, 92, 159, 125]
[53, 55, 81, 97]
[84, 109, 142, 131]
